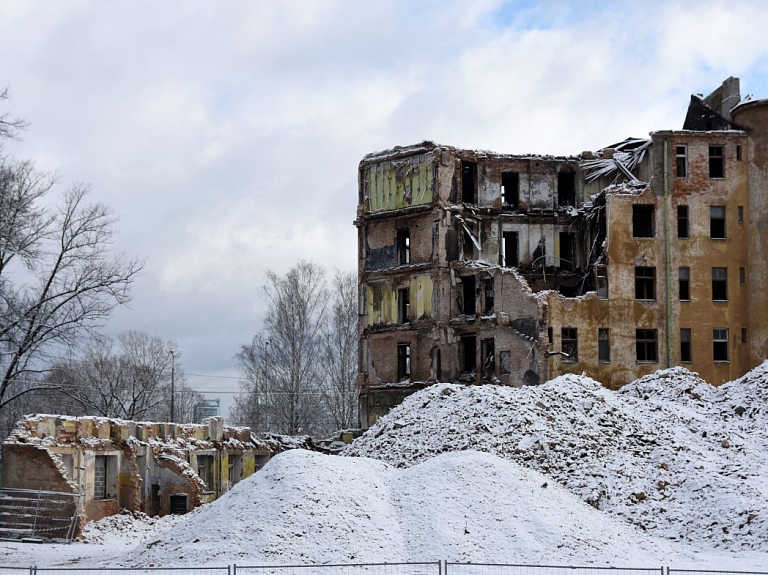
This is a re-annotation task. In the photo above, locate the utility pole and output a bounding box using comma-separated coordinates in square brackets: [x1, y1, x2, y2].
[170, 349, 175, 423]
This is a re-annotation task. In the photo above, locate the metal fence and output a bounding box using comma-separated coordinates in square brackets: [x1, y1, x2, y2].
[445, 565, 663, 575]
[0, 564, 760, 575]
[668, 570, 768, 575]
[32, 568, 231, 575]
[232, 563, 441, 575]
[0, 489, 82, 542]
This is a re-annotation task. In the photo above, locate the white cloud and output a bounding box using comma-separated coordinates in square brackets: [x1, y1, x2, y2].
[2, 0, 768, 391]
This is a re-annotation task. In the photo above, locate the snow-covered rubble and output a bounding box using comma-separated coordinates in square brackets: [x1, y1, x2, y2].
[125, 449, 686, 567]
[343, 364, 768, 551]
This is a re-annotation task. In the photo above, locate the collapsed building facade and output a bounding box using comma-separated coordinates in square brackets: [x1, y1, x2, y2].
[356, 77, 768, 427]
[2, 415, 270, 527]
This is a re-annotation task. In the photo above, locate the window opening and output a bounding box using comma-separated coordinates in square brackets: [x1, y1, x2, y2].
[680, 328, 692, 362]
[632, 205, 655, 237]
[679, 267, 690, 301]
[635, 267, 656, 300]
[501, 172, 519, 209]
[710, 206, 726, 238]
[709, 145, 725, 178]
[461, 161, 477, 204]
[501, 231, 519, 267]
[547, 327, 553, 347]
[169, 494, 188, 515]
[561, 328, 578, 362]
[481, 338, 495, 379]
[713, 328, 729, 362]
[94, 456, 107, 500]
[397, 343, 411, 380]
[712, 267, 727, 301]
[740, 267, 746, 284]
[396, 228, 410, 265]
[737, 145, 743, 161]
[598, 328, 610, 363]
[559, 232, 575, 270]
[398, 288, 410, 324]
[461, 335, 477, 373]
[742, 327, 748, 345]
[675, 145, 687, 178]
[462, 223, 479, 260]
[596, 266, 608, 299]
[461, 275, 476, 315]
[636, 329, 659, 362]
[557, 172, 576, 207]
[677, 205, 689, 238]
[483, 278, 494, 314]
[738, 206, 744, 223]
[499, 350, 511, 375]
[197, 455, 214, 491]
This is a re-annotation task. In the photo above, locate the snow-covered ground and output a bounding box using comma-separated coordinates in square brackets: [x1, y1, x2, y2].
[2, 365, 768, 569]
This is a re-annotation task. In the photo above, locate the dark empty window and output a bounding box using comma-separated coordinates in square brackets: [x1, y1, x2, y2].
[742, 327, 748, 345]
[561, 328, 578, 362]
[679, 267, 690, 301]
[397, 343, 411, 380]
[712, 267, 727, 301]
[483, 278, 494, 314]
[738, 206, 744, 223]
[596, 266, 608, 299]
[676, 145, 687, 178]
[501, 231, 518, 267]
[740, 267, 746, 284]
[737, 145, 743, 161]
[397, 228, 410, 264]
[713, 329, 729, 361]
[636, 329, 658, 362]
[633, 205, 655, 237]
[635, 267, 656, 300]
[710, 206, 726, 238]
[463, 223, 478, 259]
[461, 161, 477, 204]
[398, 288, 410, 324]
[709, 146, 725, 178]
[598, 328, 610, 363]
[461, 275, 476, 315]
[501, 172, 519, 209]
[680, 328, 692, 363]
[558, 172, 575, 206]
[481, 338, 495, 379]
[461, 335, 477, 373]
[559, 232, 575, 270]
[678, 205, 689, 238]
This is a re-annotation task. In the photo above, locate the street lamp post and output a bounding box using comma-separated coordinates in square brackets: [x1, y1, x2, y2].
[169, 349, 175, 423]
[263, 340, 270, 433]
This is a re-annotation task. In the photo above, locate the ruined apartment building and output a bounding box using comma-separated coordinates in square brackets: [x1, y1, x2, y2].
[356, 77, 768, 428]
[2, 415, 271, 527]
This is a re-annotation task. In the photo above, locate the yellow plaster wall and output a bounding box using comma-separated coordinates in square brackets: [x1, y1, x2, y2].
[364, 153, 434, 213]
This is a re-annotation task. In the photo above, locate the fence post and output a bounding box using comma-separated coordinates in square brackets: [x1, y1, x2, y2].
[232, 563, 236, 575]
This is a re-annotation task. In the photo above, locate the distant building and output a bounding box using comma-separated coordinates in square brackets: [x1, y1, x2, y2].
[356, 77, 768, 428]
[195, 398, 220, 422]
[2, 415, 271, 531]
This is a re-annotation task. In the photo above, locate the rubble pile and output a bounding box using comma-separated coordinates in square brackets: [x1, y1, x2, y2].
[343, 364, 768, 550]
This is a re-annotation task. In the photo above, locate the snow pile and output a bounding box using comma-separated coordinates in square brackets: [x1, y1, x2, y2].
[343, 365, 768, 551]
[80, 511, 184, 546]
[125, 449, 684, 567]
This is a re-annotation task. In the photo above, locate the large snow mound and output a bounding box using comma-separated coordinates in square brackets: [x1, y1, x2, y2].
[344, 364, 768, 551]
[125, 449, 684, 567]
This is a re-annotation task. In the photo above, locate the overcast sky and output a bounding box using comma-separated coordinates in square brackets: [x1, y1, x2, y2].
[2, 1, 768, 414]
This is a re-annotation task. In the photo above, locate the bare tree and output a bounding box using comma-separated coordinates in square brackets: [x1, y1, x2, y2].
[320, 270, 358, 430]
[0, 87, 28, 142]
[233, 261, 329, 435]
[0, 95, 142, 410]
[42, 331, 203, 422]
